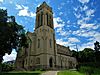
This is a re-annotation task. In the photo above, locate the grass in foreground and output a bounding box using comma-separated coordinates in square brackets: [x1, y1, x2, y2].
[79, 66, 100, 75]
[58, 70, 84, 75]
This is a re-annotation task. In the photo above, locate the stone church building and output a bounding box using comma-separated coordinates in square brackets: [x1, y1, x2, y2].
[15, 2, 77, 70]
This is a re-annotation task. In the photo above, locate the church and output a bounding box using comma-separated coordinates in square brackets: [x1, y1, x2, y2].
[15, 2, 77, 70]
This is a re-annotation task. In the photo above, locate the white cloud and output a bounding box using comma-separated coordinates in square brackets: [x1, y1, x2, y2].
[58, 6, 62, 10]
[30, 12, 36, 17]
[79, 23, 99, 30]
[83, 17, 91, 21]
[74, 13, 81, 19]
[86, 9, 95, 17]
[16, 4, 23, 10]
[56, 39, 69, 45]
[80, 23, 94, 29]
[73, 7, 78, 11]
[9, 0, 13, 4]
[79, 42, 94, 51]
[72, 28, 100, 42]
[68, 37, 80, 43]
[59, 12, 63, 15]
[16, 5, 36, 18]
[3, 50, 17, 62]
[94, 33, 100, 42]
[83, 5, 88, 11]
[0, 7, 6, 10]
[72, 29, 100, 50]
[60, 31, 68, 36]
[77, 19, 84, 25]
[56, 27, 62, 32]
[54, 17, 65, 28]
[37, 3, 41, 7]
[0, 0, 3, 3]
[78, 0, 90, 4]
[18, 8, 30, 16]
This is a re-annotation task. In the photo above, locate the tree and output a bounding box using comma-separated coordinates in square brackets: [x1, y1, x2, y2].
[94, 41, 100, 52]
[94, 41, 100, 63]
[71, 50, 78, 58]
[0, 9, 28, 64]
[78, 48, 94, 63]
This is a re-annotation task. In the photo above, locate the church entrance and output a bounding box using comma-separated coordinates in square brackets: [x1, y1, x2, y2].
[49, 57, 53, 67]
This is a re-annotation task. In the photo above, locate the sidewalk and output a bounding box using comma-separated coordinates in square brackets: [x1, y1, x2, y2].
[41, 71, 58, 75]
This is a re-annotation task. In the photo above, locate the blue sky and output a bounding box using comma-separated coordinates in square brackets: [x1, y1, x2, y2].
[0, 0, 100, 62]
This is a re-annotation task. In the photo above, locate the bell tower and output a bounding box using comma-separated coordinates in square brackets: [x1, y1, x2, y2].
[35, 1, 54, 29]
[34, 2, 57, 69]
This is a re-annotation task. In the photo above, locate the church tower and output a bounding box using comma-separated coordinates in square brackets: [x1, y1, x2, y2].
[34, 2, 57, 69]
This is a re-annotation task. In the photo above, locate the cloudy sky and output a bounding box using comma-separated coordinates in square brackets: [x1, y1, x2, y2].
[0, 0, 100, 62]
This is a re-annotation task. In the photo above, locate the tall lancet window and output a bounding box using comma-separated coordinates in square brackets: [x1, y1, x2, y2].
[41, 12, 43, 26]
[38, 39, 40, 48]
[46, 13, 48, 26]
[51, 16, 53, 28]
[50, 39, 52, 48]
[38, 14, 40, 27]
[49, 15, 52, 28]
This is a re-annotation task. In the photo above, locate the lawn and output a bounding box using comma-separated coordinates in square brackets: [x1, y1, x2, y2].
[58, 70, 84, 75]
[0, 71, 44, 75]
[58, 66, 100, 75]
[79, 66, 100, 75]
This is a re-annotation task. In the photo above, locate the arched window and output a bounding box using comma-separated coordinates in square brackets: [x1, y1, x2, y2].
[38, 39, 40, 48]
[36, 57, 40, 64]
[50, 39, 52, 48]
[49, 57, 53, 67]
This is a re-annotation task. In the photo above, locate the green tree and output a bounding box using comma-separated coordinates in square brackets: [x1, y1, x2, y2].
[71, 50, 78, 58]
[78, 48, 94, 63]
[0, 9, 28, 64]
[94, 41, 100, 52]
[94, 41, 100, 63]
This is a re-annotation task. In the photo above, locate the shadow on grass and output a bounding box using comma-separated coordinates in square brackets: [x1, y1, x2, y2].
[0, 73, 40, 75]
[79, 66, 100, 75]
[0, 70, 46, 75]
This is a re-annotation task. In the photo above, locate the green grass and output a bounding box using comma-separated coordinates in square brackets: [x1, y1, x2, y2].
[79, 66, 100, 75]
[92, 68, 100, 75]
[0, 71, 44, 75]
[58, 70, 84, 75]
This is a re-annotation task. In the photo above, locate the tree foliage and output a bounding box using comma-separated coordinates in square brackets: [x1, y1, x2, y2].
[78, 48, 95, 63]
[94, 41, 100, 62]
[72, 41, 100, 68]
[0, 9, 28, 63]
[94, 41, 100, 52]
[72, 48, 95, 63]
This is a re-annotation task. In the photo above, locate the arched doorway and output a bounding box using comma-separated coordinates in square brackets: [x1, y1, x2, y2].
[49, 57, 53, 67]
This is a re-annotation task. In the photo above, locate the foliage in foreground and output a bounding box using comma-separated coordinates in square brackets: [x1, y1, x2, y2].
[0, 9, 28, 64]
[0, 63, 14, 72]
